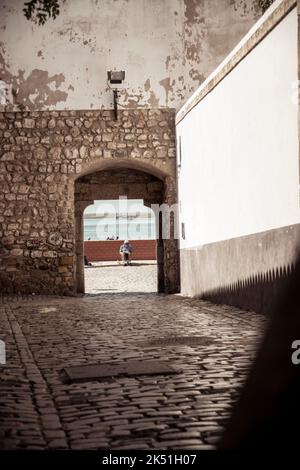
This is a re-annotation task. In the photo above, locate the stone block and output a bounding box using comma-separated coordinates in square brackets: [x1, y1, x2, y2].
[71, 127, 80, 137]
[103, 149, 112, 158]
[34, 148, 46, 160]
[79, 146, 87, 158]
[143, 150, 154, 158]
[10, 248, 23, 257]
[107, 142, 117, 149]
[49, 147, 61, 159]
[4, 209, 13, 216]
[16, 136, 27, 145]
[115, 149, 127, 158]
[124, 134, 135, 141]
[31, 250, 43, 258]
[43, 251, 57, 258]
[156, 147, 167, 158]
[23, 118, 35, 128]
[1, 152, 14, 161]
[59, 256, 74, 266]
[90, 148, 102, 157]
[2, 236, 14, 245]
[102, 134, 113, 142]
[58, 266, 69, 273]
[48, 119, 56, 128]
[19, 185, 30, 194]
[123, 121, 132, 128]
[117, 142, 126, 149]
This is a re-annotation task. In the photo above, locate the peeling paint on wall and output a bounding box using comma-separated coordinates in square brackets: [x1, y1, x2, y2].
[180, 0, 262, 97]
[0, 0, 261, 111]
[0, 45, 68, 110]
[184, 0, 204, 25]
[144, 79, 151, 92]
[159, 77, 175, 106]
[37, 50, 44, 60]
[55, 21, 98, 53]
[230, 0, 262, 17]
[147, 90, 160, 108]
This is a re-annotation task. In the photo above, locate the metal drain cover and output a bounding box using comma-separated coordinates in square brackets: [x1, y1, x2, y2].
[63, 360, 178, 383]
[143, 336, 216, 347]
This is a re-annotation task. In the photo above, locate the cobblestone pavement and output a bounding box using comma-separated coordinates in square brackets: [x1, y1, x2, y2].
[84, 261, 157, 294]
[0, 285, 265, 450]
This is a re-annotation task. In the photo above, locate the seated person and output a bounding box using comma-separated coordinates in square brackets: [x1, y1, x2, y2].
[119, 240, 132, 265]
[84, 255, 92, 266]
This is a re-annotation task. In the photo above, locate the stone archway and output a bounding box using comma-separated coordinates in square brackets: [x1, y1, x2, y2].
[74, 166, 179, 294]
[0, 108, 179, 295]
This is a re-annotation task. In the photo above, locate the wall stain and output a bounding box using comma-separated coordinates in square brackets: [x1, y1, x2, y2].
[159, 77, 174, 106]
[143, 79, 159, 107]
[55, 21, 98, 53]
[165, 55, 171, 70]
[181, 0, 260, 99]
[184, 0, 202, 25]
[119, 88, 142, 108]
[0, 0, 260, 110]
[230, 0, 262, 17]
[144, 79, 151, 92]
[186, 42, 201, 62]
[0, 45, 68, 110]
[148, 90, 159, 108]
[189, 68, 205, 84]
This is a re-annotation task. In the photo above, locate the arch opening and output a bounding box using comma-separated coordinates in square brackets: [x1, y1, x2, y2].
[74, 166, 179, 294]
[83, 199, 158, 295]
[74, 158, 168, 182]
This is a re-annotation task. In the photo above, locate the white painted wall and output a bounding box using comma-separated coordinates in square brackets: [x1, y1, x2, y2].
[177, 7, 300, 249]
[0, 0, 260, 111]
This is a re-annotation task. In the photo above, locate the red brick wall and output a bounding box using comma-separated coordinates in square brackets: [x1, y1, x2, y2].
[84, 240, 157, 262]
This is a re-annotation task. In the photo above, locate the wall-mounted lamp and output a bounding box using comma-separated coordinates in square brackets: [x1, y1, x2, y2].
[107, 70, 125, 120]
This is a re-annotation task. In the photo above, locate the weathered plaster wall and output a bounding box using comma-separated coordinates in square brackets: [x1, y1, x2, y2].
[0, 0, 261, 111]
[0, 108, 179, 294]
[178, 5, 299, 248]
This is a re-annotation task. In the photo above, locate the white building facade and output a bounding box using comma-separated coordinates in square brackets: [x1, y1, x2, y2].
[176, 0, 300, 313]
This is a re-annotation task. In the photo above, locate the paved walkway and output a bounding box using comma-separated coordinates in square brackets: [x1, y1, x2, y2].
[84, 261, 157, 294]
[0, 265, 265, 450]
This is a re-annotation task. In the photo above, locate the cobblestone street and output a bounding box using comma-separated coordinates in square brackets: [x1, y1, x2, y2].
[0, 265, 265, 450]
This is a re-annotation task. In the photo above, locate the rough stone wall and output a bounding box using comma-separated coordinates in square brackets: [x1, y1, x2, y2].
[0, 0, 262, 111]
[0, 108, 177, 295]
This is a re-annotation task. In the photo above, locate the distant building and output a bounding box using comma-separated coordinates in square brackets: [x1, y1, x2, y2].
[83, 199, 156, 241]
